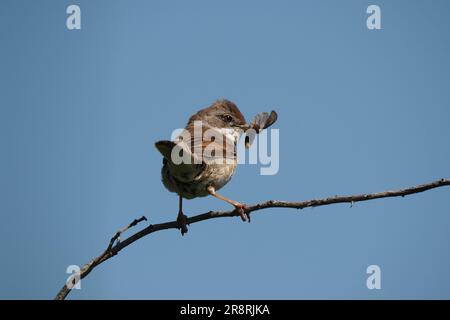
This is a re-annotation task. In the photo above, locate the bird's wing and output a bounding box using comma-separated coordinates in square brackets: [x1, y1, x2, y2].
[184, 126, 237, 162]
[155, 140, 204, 181]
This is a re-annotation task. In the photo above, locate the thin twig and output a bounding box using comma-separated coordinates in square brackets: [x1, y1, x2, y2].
[107, 216, 147, 252]
[54, 178, 450, 300]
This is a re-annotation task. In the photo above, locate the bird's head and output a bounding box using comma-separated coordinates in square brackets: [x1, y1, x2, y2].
[188, 99, 250, 131]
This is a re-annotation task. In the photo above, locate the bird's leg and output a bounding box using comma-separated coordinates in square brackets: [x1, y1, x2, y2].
[176, 195, 189, 236]
[207, 186, 249, 222]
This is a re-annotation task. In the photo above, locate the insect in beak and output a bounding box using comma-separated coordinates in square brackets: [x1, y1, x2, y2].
[245, 110, 278, 148]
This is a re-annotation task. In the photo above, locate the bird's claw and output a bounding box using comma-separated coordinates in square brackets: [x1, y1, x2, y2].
[234, 204, 250, 223]
[177, 213, 189, 236]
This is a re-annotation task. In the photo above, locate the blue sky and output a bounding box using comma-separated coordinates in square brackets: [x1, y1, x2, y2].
[1, 0, 450, 299]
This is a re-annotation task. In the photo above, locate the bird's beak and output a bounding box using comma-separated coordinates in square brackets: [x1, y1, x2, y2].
[238, 124, 251, 131]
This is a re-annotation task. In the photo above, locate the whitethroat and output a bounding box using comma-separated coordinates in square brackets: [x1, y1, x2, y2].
[155, 99, 277, 235]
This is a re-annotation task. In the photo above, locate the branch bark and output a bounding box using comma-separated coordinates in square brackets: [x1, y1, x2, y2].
[55, 178, 450, 300]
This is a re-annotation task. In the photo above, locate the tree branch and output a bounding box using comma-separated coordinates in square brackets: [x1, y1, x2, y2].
[54, 178, 450, 300]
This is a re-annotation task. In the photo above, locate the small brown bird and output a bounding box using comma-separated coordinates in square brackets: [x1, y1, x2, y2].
[155, 99, 277, 235]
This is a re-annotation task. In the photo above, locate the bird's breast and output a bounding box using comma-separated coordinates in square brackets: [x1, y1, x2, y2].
[161, 160, 237, 199]
[197, 161, 237, 191]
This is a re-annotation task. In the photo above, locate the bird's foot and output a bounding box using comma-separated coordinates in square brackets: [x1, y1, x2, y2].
[176, 212, 189, 236]
[233, 203, 250, 223]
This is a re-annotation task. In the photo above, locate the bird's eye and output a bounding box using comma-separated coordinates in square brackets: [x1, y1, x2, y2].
[221, 114, 233, 123]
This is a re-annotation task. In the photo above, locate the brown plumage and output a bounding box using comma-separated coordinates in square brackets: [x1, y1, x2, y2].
[155, 99, 277, 235]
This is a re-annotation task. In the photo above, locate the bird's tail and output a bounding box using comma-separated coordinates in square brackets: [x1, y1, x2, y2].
[155, 140, 176, 160]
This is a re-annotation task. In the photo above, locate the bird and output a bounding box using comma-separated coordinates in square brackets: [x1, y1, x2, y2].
[155, 99, 277, 235]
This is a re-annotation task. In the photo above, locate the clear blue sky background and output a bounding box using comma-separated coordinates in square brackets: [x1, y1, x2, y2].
[1, 0, 450, 299]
